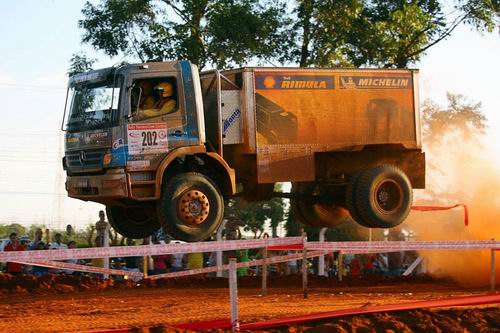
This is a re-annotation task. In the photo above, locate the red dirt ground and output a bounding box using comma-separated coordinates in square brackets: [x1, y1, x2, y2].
[0, 273, 499, 332]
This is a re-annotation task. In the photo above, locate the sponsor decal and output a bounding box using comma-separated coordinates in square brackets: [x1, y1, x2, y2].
[127, 160, 151, 170]
[256, 75, 335, 90]
[112, 138, 124, 150]
[223, 108, 241, 135]
[127, 123, 168, 155]
[340, 76, 412, 89]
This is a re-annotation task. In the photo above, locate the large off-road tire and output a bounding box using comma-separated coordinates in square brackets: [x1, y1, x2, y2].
[355, 165, 412, 228]
[345, 170, 374, 228]
[157, 172, 224, 242]
[291, 183, 350, 228]
[106, 205, 161, 239]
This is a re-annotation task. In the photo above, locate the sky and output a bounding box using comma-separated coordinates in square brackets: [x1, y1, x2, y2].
[0, 1, 499, 231]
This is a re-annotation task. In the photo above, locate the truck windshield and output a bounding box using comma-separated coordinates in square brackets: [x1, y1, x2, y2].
[64, 77, 121, 132]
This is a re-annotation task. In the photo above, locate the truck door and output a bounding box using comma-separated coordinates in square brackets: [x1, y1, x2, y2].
[128, 74, 189, 157]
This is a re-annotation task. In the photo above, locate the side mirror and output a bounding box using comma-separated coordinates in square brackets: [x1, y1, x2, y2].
[126, 85, 142, 120]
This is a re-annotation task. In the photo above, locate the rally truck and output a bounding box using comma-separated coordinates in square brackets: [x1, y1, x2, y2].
[62, 61, 425, 241]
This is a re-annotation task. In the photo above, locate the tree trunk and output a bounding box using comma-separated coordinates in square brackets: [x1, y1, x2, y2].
[298, 0, 314, 67]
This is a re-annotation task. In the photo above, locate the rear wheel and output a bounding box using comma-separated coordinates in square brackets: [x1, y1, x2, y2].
[106, 205, 160, 239]
[157, 172, 224, 242]
[355, 165, 412, 228]
[346, 170, 375, 228]
[291, 183, 349, 228]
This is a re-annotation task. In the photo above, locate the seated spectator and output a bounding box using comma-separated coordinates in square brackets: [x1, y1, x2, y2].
[4, 233, 26, 275]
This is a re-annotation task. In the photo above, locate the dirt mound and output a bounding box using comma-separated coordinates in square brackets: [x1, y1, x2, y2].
[0, 272, 445, 296]
[275, 307, 500, 333]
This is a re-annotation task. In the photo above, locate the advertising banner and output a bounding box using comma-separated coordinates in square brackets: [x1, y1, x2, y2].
[254, 70, 416, 183]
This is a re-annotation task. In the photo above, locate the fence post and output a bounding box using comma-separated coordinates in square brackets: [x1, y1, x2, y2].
[262, 247, 268, 296]
[229, 258, 240, 332]
[302, 232, 308, 299]
[216, 219, 228, 278]
[318, 227, 327, 276]
[491, 239, 496, 293]
[338, 250, 343, 282]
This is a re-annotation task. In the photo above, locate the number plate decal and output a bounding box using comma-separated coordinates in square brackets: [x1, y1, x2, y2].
[127, 123, 168, 155]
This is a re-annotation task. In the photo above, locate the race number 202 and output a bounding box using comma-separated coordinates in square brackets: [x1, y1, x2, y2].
[142, 131, 158, 147]
[128, 123, 168, 155]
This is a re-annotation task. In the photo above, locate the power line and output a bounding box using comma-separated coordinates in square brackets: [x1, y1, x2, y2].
[0, 191, 66, 196]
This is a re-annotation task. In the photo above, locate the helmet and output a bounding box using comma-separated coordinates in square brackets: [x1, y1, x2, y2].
[154, 82, 174, 98]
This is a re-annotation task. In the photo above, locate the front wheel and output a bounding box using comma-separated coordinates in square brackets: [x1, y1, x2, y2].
[157, 172, 224, 242]
[106, 205, 160, 239]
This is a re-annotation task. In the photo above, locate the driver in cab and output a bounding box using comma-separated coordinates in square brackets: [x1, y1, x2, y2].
[136, 81, 177, 120]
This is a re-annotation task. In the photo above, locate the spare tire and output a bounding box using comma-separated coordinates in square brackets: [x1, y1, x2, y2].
[355, 165, 412, 228]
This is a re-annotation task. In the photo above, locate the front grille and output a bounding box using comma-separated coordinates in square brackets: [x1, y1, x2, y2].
[66, 148, 106, 173]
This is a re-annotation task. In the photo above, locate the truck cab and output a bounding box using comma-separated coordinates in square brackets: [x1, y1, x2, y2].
[63, 61, 235, 241]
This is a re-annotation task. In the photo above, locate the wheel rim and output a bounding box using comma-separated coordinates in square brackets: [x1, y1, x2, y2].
[374, 179, 403, 214]
[177, 189, 210, 226]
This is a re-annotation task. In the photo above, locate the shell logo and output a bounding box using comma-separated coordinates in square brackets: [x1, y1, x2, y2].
[263, 76, 276, 89]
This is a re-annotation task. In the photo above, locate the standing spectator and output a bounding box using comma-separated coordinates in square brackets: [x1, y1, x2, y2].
[64, 241, 83, 275]
[4, 233, 26, 275]
[29, 228, 45, 250]
[187, 252, 204, 270]
[171, 250, 185, 272]
[32, 242, 48, 277]
[349, 256, 362, 278]
[95, 210, 109, 247]
[124, 238, 140, 270]
[91, 236, 104, 268]
[49, 233, 68, 250]
[152, 239, 169, 274]
[123, 238, 141, 281]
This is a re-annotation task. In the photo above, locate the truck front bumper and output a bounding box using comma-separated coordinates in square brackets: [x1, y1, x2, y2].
[65, 169, 129, 202]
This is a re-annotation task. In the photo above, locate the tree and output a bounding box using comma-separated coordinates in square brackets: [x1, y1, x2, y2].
[68, 52, 96, 76]
[289, 0, 499, 68]
[422, 93, 487, 142]
[0, 224, 26, 238]
[224, 184, 286, 239]
[79, 0, 289, 69]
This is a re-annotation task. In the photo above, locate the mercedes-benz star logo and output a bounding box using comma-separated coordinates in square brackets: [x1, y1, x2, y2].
[79, 150, 86, 166]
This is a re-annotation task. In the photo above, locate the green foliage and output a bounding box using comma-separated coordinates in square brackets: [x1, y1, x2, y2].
[422, 93, 487, 142]
[456, 0, 500, 33]
[78, 0, 498, 69]
[0, 224, 26, 238]
[225, 184, 286, 238]
[289, 0, 499, 68]
[284, 209, 380, 242]
[68, 52, 96, 76]
[79, 0, 289, 69]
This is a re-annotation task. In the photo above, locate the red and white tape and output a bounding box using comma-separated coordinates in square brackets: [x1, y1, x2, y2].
[0, 237, 303, 262]
[18, 259, 143, 277]
[307, 240, 500, 252]
[148, 251, 324, 280]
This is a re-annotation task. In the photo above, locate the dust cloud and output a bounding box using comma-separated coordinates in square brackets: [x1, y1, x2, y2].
[405, 131, 500, 286]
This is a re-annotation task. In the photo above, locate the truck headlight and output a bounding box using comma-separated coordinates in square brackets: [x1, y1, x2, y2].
[103, 153, 112, 166]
